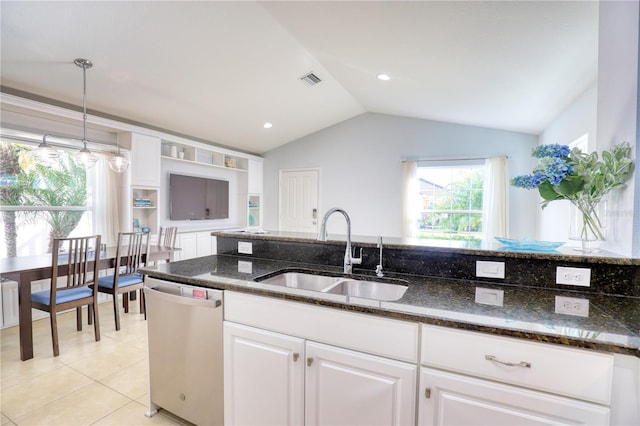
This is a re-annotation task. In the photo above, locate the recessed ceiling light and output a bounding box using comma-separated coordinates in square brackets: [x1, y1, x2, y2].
[263, 122, 273, 129]
[377, 73, 391, 81]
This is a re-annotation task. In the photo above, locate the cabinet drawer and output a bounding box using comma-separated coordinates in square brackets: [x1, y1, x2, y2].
[225, 291, 419, 363]
[421, 324, 613, 405]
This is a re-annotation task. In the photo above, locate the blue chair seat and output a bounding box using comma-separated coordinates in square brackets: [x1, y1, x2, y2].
[97, 273, 144, 290]
[32, 287, 93, 306]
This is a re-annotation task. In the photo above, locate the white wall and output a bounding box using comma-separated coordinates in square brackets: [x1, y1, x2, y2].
[536, 2, 639, 257]
[596, 0, 639, 256]
[538, 85, 598, 246]
[263, 113, 538, 239]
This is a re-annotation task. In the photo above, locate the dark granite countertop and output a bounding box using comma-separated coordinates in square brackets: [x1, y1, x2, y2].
[141, 254, 640, 358]
[215, 230, 640, 265]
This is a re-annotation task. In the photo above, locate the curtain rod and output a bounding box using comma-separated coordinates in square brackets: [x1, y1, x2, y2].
[401, 155, 509, 163]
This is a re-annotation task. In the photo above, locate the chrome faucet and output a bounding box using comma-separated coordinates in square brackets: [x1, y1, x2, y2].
[375, 235, 384, 277]
[318, 208, 362, 274]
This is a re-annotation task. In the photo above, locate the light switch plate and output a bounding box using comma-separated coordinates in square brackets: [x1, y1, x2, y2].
[238, 241, 253, 255]
[476, 261, 505, 279]
[475, 287, 504, 306]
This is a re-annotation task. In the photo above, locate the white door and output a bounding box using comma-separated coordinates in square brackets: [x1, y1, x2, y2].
[305, 341, 417, 426]
[279, 169, 319, 233]
[224, 322, 305, 426]
[418, 367, 610, 426]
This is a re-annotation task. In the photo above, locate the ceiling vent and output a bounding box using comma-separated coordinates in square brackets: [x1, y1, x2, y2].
[300, 72, 322, 86]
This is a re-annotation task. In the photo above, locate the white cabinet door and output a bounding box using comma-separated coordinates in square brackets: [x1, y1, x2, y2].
[305, 341, 417, 426]
[418, 367, 610, 426]
[2, 279, 53, 328]
[224, 322, 305, 426]
[1, 280, 18, 328]
[196, 232, 215, 256]
[176, 233, 197, 261]
[248, 158, 263, 195]
[125, 133, 161, 187]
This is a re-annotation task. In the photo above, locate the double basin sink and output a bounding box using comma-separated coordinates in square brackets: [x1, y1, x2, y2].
[254, 268, 408, 301]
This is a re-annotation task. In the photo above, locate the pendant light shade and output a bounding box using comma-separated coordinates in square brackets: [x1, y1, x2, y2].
[31, 134, 60, 163]
[72, 58, 97, 170]
[108, 144, 129, 172]
[73, 146, 98, 169]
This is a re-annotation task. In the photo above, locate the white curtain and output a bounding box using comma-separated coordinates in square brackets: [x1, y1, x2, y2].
[482, 156, 508, 241]
[89, 154, 121, 246]
[402, 160, 418, 238]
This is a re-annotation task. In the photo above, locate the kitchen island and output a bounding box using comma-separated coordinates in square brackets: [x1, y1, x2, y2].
[141, 231, 639, 425]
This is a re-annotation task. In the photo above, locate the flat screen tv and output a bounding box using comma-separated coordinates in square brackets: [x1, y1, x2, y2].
[169, 173, 229, 220]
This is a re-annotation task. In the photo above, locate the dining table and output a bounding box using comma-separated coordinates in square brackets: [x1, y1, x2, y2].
[0, 245, 178, 361]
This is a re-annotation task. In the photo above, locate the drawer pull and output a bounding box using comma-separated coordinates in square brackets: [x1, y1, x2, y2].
[485, 354, 531, 368]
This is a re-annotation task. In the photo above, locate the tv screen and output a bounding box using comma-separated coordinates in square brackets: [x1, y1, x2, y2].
[169, 174, 229, 220]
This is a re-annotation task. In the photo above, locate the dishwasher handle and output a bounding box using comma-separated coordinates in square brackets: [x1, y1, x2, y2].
[144, 284, 223, 309]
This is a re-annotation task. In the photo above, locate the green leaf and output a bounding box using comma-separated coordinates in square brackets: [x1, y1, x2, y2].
[555, 177, 584, 198]
[538, 181, 564, 201]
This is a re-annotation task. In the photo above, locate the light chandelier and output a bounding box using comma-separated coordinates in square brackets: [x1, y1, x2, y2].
[25, 58, 129, 173]
[71, 58, 98, 169]
[108, 141, 129, 172]
[30, 134, 60, 163]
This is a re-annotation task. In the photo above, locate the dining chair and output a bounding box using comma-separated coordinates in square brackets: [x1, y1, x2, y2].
[31, 235, 102, 357]
[97, 231, 150, 330]
[151, 226, 178, 266]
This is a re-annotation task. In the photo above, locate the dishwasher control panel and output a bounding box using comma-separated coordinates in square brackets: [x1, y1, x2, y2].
[180, 286, 218, 300]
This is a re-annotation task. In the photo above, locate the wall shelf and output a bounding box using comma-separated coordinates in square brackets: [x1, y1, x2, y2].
[132, 188, 158, 233]
[161, 141, 248, 172]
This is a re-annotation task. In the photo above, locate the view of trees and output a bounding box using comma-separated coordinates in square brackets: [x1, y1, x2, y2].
[418, 168, 483, 241]
[0, 142, 87, 256]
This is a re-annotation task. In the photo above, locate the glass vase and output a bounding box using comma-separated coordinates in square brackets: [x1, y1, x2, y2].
[569, 200, 606, 253]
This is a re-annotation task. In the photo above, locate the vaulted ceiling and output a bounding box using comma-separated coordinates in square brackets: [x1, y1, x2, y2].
[0, 1, 598, 154]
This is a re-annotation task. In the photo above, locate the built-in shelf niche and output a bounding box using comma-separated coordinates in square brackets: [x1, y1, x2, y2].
[161, 140, 248, 172]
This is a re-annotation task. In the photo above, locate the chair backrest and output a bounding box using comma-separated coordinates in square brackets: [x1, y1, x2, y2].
[51, 235, 101, 298]
[114, 231, 150, 277]
[158, 226, 177, 248]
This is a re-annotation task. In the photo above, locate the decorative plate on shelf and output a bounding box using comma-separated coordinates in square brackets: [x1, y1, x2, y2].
[495, 237, 564, 252]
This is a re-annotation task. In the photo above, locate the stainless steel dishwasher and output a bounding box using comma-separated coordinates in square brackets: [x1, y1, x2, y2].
[144, 277, 224, 426]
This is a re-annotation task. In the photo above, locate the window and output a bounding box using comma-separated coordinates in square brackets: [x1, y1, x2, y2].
[0, 140, 94, 257]
[416, 162, 485, 241]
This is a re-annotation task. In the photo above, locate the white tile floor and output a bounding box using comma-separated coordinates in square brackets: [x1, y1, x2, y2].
[1, 298, 191, 425]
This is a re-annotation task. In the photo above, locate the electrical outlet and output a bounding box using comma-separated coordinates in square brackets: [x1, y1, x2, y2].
[238, 241, 253, 255]
[476, 261, 505, 279]
[555, 266, 591, 287]
[555, 295, 589, 317]
[237, 260, 253, 274]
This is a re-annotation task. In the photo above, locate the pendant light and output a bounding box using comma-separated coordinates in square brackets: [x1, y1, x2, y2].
[30, 134, 60, 163]
[72, 58, 98, 169]
[108, 142, 129, 172]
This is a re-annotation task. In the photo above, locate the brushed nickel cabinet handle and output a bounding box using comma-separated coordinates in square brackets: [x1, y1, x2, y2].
[307, 357, 313, 366]
[293, 352, 299, 362]
[485, 354, 531, 368]
[424, 388, 431, 399]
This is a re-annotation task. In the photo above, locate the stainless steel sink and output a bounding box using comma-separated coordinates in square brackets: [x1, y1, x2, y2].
[324, 279, 408, 301]
[254, 270, 408, 301]
[257, 271, 350, 292]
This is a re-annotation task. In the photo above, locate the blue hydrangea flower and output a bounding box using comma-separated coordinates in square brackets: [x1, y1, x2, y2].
[531, 144, 571, 159]
[537, 157, 573, 185]
[511, 172, 546, 189]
